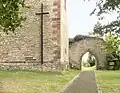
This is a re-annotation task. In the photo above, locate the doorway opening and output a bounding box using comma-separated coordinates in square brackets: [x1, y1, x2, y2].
[81, 52, 97, 70]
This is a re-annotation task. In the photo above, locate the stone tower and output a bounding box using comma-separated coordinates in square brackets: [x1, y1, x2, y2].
[0, 0, 69, 71]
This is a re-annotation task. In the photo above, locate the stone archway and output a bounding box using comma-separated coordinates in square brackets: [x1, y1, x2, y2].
[69, 35, 108, 70]
[80, 51, 98, 70]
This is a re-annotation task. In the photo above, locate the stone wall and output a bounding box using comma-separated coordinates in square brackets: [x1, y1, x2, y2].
[60, 0, 69, 67]
[69, 35, 107, 70]
[0, 0, 69, 71]
[0, 62, 62, 71]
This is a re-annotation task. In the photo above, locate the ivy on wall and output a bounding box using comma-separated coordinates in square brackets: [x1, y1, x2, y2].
[0, 0, 25, 34]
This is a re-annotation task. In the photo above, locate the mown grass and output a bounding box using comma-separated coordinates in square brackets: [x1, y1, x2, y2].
[82, 66, 120, 93]
[0, 70, 79, 93]
[1, 68, 119, 93]
[96, 71, 120, 93]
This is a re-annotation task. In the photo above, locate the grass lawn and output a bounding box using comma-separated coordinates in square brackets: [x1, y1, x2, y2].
[82, 66, 120, 93]
[0, 70, 79, 93]
[96, 71, 120, 93]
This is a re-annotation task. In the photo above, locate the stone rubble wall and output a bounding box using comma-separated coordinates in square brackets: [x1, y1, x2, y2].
[0, 62, 62, 71]
[0, 0, 69, 71]
[69, 36, 107, 70]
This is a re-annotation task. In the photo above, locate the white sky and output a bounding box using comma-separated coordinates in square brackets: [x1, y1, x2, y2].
[66, 0, 117, 38]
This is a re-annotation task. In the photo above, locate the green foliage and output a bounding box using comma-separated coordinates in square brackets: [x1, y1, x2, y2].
[83, 62, 90, 67]
[0, 0, 25, 34]
[92, 20, 120, 37]
[104, 33, 120, 69]
[90, 0, 120, 16]
[89, 0, 120, 37]
[87, 53, 96, 67]
[91, 22, 104, 37]
[104, 33, 120, 55]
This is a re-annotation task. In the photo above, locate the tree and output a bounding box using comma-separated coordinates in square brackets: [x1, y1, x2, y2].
[104, 33, 120, 70]
[89, 0, 120, 36]
[0, 0, 25, 34]
[104, 33, 120, 55]
[87, 52, 96, 67]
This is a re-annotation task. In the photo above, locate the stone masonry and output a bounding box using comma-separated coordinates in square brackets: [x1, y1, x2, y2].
[69, 35, 107, 70]
[0, 0, 69, 71]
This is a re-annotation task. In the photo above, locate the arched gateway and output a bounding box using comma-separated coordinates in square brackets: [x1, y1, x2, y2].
[69, 35, 108, 70]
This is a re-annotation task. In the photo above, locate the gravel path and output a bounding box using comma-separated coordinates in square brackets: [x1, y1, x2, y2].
[60, 71, 98, 93]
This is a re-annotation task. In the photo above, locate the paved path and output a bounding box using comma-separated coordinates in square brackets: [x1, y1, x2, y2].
[60, 71, 98, 93]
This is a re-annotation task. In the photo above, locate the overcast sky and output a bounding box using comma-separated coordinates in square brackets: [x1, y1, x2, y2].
[66, 0, 117, 38]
